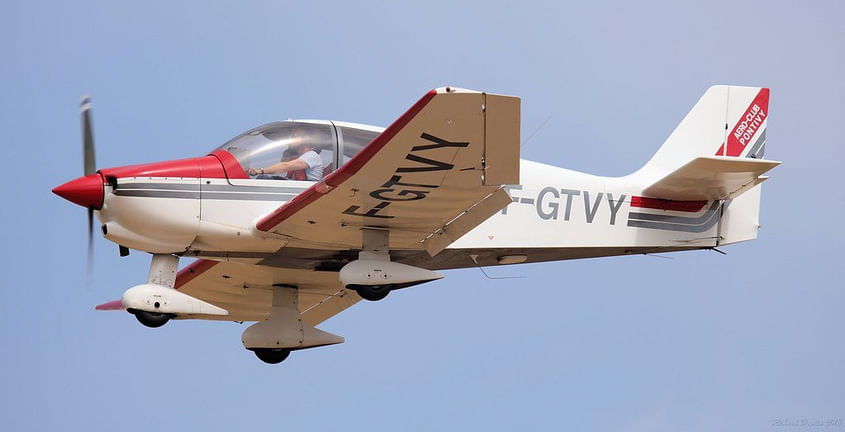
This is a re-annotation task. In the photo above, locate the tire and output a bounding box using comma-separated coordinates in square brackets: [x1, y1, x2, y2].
[252, 348, 291, 364]
[355, 285, 391, 301]
[129, 309, 172, 328]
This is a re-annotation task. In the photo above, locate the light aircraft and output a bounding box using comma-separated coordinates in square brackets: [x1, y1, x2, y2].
[53, 86, 778, 364]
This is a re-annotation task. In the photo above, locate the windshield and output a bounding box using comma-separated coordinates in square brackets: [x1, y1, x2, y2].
[216, 121, 336, 181]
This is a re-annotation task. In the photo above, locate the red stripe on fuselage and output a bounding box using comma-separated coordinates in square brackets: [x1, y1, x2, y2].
[95, 150, 245, 183]
[99, 155, 228, 179]
[255, 89, 438, 232]
[631, 196, 707, 212]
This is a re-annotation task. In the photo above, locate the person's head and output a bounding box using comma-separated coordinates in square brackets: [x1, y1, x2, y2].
[281, 148, 298, 161]
[296, 143, 321, 155]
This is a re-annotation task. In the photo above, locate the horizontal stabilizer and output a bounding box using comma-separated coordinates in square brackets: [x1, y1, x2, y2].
[643, 156, 780, 201]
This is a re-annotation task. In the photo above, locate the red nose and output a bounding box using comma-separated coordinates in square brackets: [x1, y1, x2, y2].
[52, 173, 105, 209]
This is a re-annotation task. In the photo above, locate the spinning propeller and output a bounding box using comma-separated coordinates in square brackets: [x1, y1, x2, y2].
[53, 97, 106, 276]
[81, 96, 97, 274]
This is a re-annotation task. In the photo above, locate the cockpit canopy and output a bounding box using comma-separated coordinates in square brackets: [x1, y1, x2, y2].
[215, 120, 382, 181]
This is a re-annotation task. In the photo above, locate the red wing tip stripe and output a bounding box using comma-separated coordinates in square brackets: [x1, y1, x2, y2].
[174, 259, 219, 289]
[256, 89, 438, 232]
[95, 300, 124, 310]
[631, 196, 707, 212]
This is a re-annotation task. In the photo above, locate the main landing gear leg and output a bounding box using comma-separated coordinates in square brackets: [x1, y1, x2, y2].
[355, 229, 392, 301]
[242, 286, 344, 365]
[339, 228, 443, 301]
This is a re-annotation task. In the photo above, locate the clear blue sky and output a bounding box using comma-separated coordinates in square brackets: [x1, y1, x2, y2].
[1, 1, 843, 430]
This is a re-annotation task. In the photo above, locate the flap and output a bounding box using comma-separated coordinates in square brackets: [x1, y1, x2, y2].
[483, 93, 521, 185]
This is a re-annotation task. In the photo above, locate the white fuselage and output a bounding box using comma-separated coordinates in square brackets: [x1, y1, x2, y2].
[96, 158, 721, 263]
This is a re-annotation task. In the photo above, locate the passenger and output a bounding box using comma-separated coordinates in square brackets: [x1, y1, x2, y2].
[248, 143, 324, 181]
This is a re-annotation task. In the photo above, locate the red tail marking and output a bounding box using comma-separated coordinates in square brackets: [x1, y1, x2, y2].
[717, 88, 769, 157]
[631, 196, 707, 212]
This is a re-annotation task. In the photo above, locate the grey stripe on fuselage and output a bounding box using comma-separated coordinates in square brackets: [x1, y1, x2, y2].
[627, 201, 720, 224]
[203, 184, 308, 194]
[114, 189, 201, 199]
[626, 214, 719, 232]
[114, 181, 307, 201]
[202, 192, 299, 201]
[118, 183, 200, 191]
[114, 189, 299, 201]
[626, 202, 721, 233]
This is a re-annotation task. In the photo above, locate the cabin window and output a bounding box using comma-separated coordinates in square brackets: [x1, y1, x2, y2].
[338, 125, 381, 165]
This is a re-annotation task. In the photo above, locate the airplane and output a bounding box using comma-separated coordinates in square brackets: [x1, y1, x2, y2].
[53, 86, 778, 364]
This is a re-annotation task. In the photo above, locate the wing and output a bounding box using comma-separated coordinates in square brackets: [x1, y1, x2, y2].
[256, 87, 521, 256]
[171, 259, 361, 325]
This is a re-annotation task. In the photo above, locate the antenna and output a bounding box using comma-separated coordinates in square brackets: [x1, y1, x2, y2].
[521, 114, 553, 147]
[469, 254, 526, 280]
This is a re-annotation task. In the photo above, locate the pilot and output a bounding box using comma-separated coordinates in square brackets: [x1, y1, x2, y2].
[278, 148, 307, 180]
[249, 144, 324, 181]
[253, 148, 299, 180]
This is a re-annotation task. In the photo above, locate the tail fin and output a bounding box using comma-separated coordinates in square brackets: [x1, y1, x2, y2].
[640, 85, 770, 176]
[636, 85, 776, 245]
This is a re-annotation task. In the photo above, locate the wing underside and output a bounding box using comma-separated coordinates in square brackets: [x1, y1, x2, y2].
[172, 259, 361, 326]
